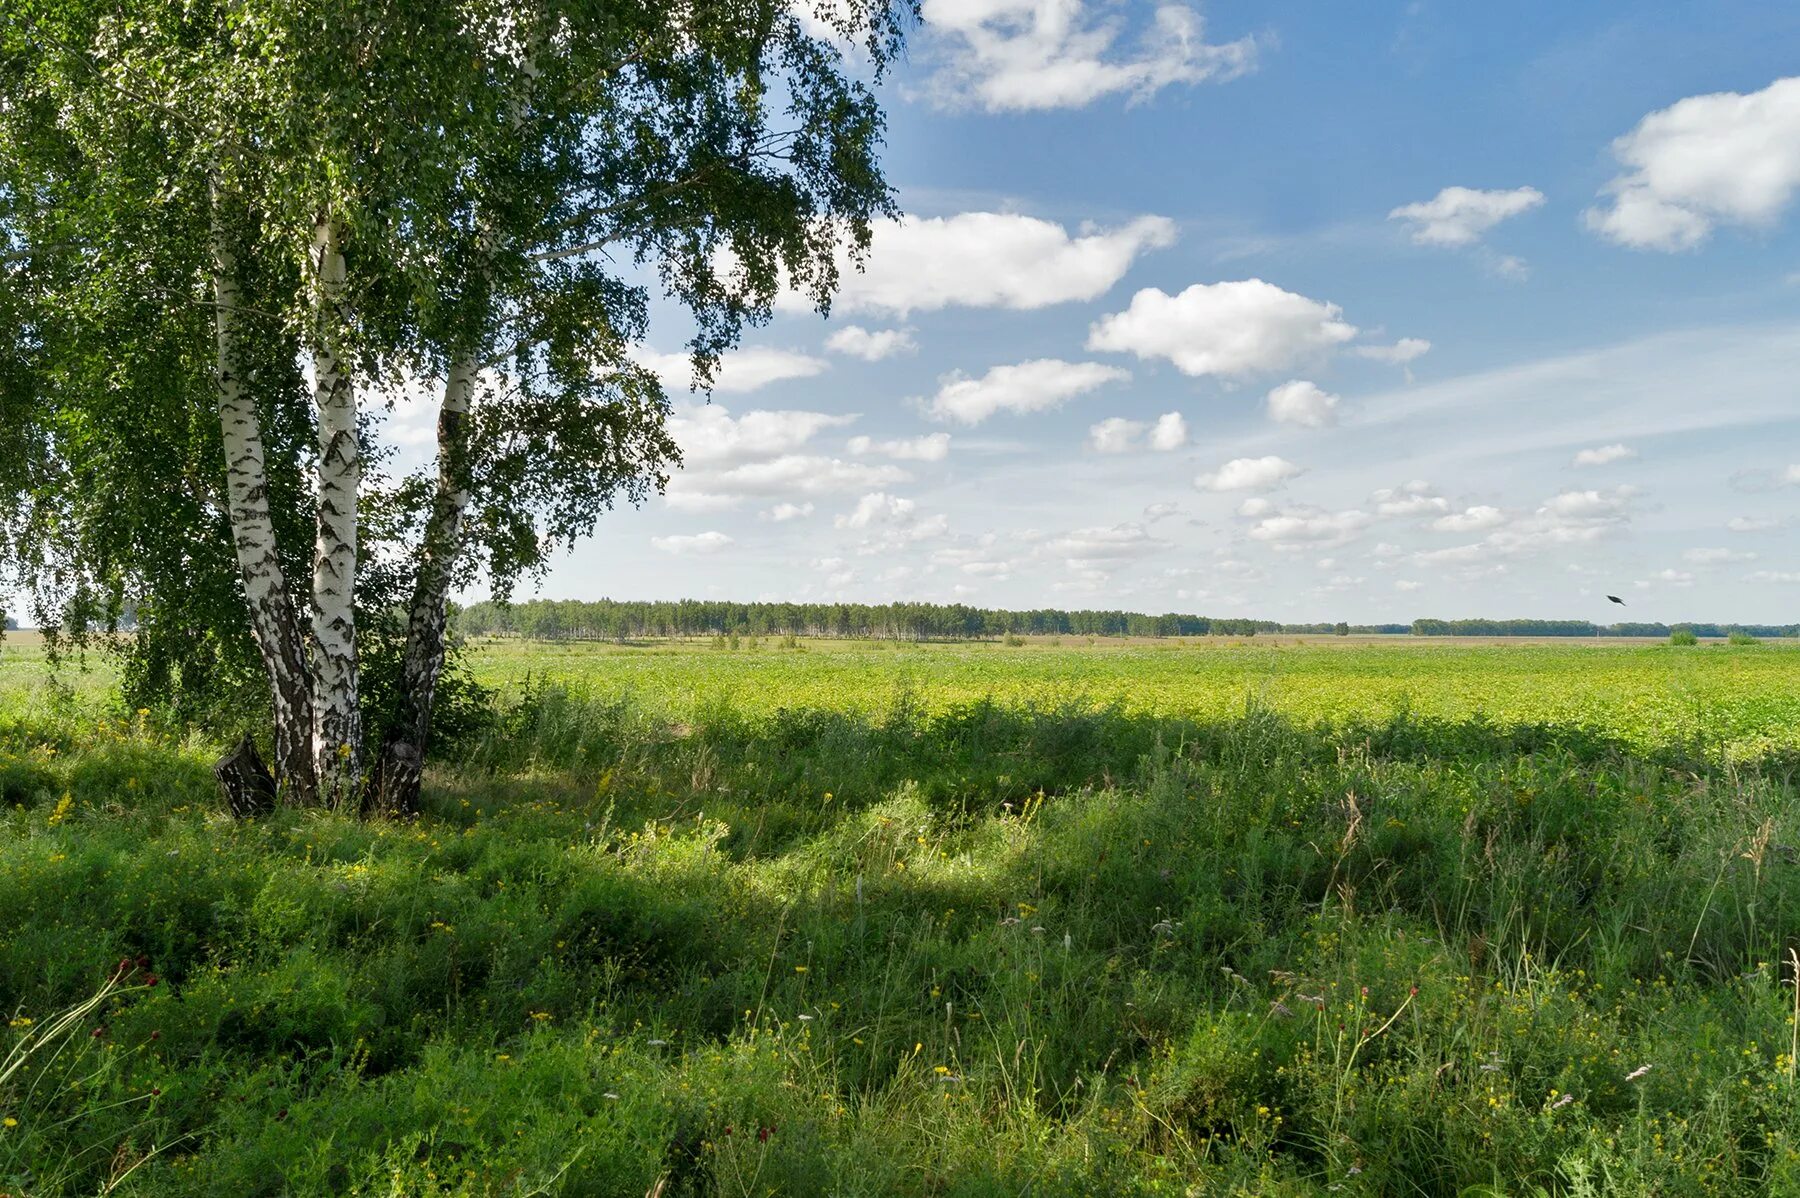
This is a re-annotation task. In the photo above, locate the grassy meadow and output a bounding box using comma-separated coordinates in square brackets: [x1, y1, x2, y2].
[4, 631, 1800, 1195]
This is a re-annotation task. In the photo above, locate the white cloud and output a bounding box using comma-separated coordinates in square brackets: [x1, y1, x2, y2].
[763, 502, 815, 522]
[1786, 464, 1800, 484]
[1683, 547, 1757, 564]
[923, 358, 1129, 424]
[1143, 501, 1181, 521]
[1389, 186, 1545, 247]
[634, 346, 828, 394]
[1087, 416, 1143, 453]
[847, 433, 952, 461]
[1196, 455, 1303, 491]
[1042, 522, 1172, 568]
[835, 493, 949, 550]
[1729, 515, 1781, 532]
[1088, 279, 1358, 378]
[1649, 568, 1696, 586]
[665, 405, 908, 509]
[1573, 443, 1637, 466]
[669, 456, 910, 510]
[1748, 570, 1800, 583]
[824, 325, 918, 361]
[1430, 505, 1507, 533]
[1088, 411, 1187, 453]
[920, 0, 1257, 113]
[651, 531, 734, 555]
[1352, 338, 1432, 365]
[835, 492, 916, 530]
[1394, 579, 1423, 592]
[669, 405, 855, 469]
[1246, 507, 1372, 550]
[786, 212, 1177, 317]
[1371, 481, 1450, 516]
[1587, 77, 1800, 251]
[1148, 411, 1189, 451]
[1266, 380, 1340, 427]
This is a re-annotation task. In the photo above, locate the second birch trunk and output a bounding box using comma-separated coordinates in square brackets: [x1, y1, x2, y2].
[308, 216, 362, 809]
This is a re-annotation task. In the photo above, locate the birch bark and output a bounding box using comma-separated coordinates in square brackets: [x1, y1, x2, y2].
[210, 193, 317, 804]
[308, 215, 362, 809]
[372, 360, 474, 813]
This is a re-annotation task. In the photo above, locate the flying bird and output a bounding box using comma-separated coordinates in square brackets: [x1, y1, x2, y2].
[1606, 595, 1625, 605]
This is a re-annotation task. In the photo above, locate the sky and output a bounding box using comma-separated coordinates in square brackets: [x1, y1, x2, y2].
[410, 0, 1800, 625]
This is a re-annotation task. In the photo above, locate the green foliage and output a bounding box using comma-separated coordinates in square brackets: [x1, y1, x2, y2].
[1728, 630, 1762, 647]
[1671, 628, 1699, 646]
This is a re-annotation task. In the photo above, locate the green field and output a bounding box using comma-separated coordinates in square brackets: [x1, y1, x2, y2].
[5, 635, 1800, 1195]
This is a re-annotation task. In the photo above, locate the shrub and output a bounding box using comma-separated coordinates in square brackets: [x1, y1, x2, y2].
[1670, 628, 1699, 646]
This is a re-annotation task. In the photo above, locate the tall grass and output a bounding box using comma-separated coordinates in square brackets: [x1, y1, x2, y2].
[3, 647, 1800, 1192]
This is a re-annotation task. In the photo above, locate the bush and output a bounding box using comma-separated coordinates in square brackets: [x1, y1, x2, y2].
[1670, 628, 1699, 646]
[1728, 630, 1762, 646]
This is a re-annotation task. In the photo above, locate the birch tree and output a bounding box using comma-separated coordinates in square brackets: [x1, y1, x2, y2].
[1, 0, 919, 814]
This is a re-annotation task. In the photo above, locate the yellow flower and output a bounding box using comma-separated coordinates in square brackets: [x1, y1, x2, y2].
[2, 1116, 16, 1128]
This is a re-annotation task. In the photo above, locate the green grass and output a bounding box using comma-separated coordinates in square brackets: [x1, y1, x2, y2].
[4, 635, 1800, 1194]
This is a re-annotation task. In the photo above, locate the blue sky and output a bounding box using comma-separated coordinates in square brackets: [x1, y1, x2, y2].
[433, 0, 1800, 623]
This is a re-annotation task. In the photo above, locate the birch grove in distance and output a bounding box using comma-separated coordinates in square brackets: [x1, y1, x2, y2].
[0, 0, 918, 812]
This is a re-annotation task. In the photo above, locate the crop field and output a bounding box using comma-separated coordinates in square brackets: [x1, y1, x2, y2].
[5, 633, 1800, 1195]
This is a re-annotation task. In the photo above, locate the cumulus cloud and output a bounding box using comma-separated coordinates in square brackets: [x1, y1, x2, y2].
[1088, 417, 1143, 453]
[1573, 443, 1637, 466]
[651, 531, 734, 555]
[1196, 455, 1303, 492]
[1430, 505, 1507, 533]
[1148, 411, 1189, 451]
[1143, 501, 1181, 521]
[1394, 579, 1423, 592]
[634, 346, 828, 394]
[1265, 380, 1340, 427]
[824, 325, 918, 361]
[1389, 186, 1545, 247]
[923, 358, 1129, 424]
[1412, 486, 1638, 568]
[1088, 411, 1187, 452]
[919, 0, 1257, 113]
[1042, 522, 1172, 569]
[1730, 515, 1781, 532]
[782, 212, 1177, 317]
[1787, 464, 1800, 484]
[847, 433, 952, 461]
[1245, 506, 1373, 550]
[665, 404, 907, 509]
[1748, 570, 1800, 583]
[763, 502, 815, 522]
[1088, 279, 1357, 377]
[1371, 481, 1450, 516]
[1587, 77, 1800, 250]
[1352, 337, 1432, 365]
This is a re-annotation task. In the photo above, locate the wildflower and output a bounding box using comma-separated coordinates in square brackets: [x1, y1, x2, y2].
[758, 1125, 773, 1142]
[2, 1116, 15, 1128]
[647, 1038, 669, 1047]
[1271, 1001, 1294, 1019]
[7, 1017, 32, 1030]
[1551, 1093, 1575, 1109]
[143, 974, 159, 988]
[794, 965, 807, 974]
[149, 1030, 160, 1040]
[796, 1014, 814, 1022]
[603, 1092, 619, 1100]
[1626, 1064, 1653, 1082]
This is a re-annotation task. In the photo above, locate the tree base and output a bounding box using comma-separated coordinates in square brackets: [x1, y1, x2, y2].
[214, 734, 277, 818]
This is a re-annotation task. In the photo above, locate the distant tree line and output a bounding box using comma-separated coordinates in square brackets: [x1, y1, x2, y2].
[1410, 619, 1798, 638]
[453, 599, 1419, 641]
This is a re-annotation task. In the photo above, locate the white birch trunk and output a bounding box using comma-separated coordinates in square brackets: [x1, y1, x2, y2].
[307, 215, 362, 809]
[210, 193, 317, 804]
